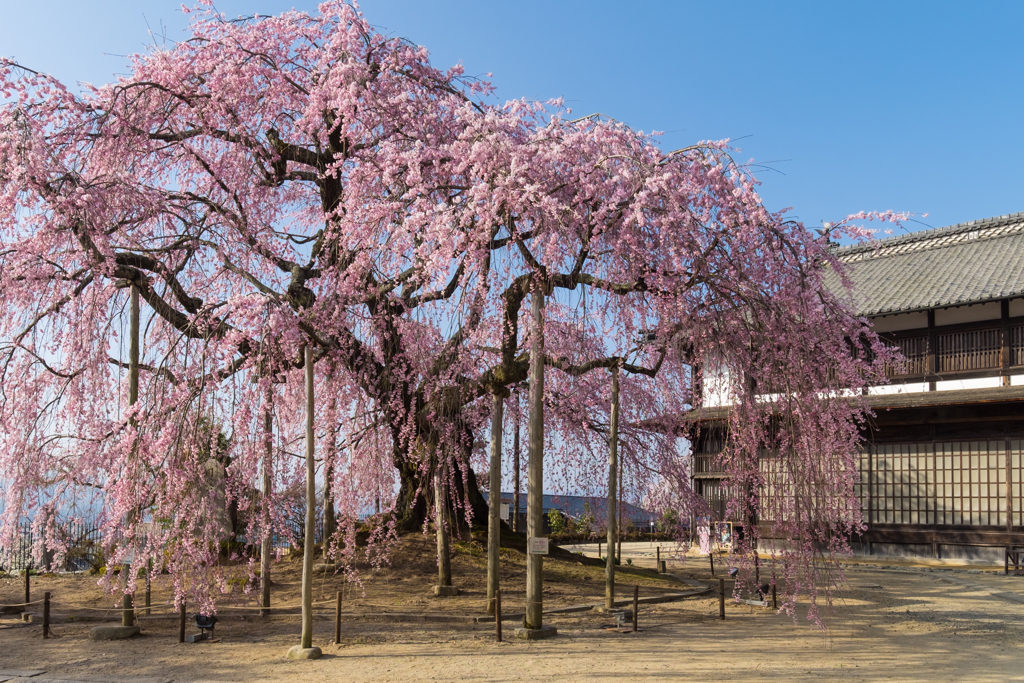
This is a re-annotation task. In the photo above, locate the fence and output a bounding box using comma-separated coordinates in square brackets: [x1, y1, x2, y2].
[0, 520, 104, 573]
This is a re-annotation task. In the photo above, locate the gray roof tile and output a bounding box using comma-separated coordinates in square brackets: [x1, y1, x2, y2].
[824, 212, 1024, 316]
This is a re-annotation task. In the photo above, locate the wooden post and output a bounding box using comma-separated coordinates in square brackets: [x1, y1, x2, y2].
[261, 389, 273, 618]
[145, 560, 151, 616]
[299, 343, 316, 650]
[1002, 299, 1011, 387]
[927, 309, 937, 391]
[719, 578, 725, 619]
[335, 590, 342, 644]
[771, 581, 777, 610]
[495, 589, 503, 642]
[24, 568, 29, 605]
[434, 457, 452, 587]
[632, 585, 638, 632]
[124, 283, 140, 629]
[525, 281, 546, 630]
[512, 401, 521, 535]
[122, 593, 133, 628]
[710, 552, 715, 577]
[656, 546, 660, 571]
[617, 453, 623, 563]
[487, 390, 505, 615]
[605, 365, 619, 610]
[598, 540, 602, 559]
[178, 601, 186, 643]
[43, 591, 50, 638]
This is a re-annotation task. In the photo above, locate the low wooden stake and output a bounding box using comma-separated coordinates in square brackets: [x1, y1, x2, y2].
[178, 601, 186, 644]
[598, 540, 602, 559]
[710, 552, 715, 577]
[43, 591, 50, 638]
[495, 589, 503, 642]
[719, 578, 725, 620]
[632, 585, 639, 632]
[656, 546, 660, 571]
[145, 566, 151, 616]
[772, 581, 777, 610]
[335, 590, 342, 644]
[24, 568, 30, 605]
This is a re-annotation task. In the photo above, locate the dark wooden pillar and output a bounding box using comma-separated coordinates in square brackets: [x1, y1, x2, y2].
[1002, 299, 1011, 387]
[927, 309, 937, 391]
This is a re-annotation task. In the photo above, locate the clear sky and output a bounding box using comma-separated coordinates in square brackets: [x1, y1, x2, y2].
[3, 1, 1022, 237]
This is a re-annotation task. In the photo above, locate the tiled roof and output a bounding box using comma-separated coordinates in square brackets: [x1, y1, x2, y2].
[824, 212, 1024, 316]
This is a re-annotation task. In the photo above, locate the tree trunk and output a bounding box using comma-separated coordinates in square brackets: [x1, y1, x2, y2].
[434, 457, 453, 587]
[605, 365, 619, 609]
[486, 391, 504, 615]
[300, 344, 315, 649]
[525, 283, 545, 630]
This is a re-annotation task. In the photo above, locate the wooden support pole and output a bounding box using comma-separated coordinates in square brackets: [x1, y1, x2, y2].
[178, 601, 186, 644]
[261, 389, 274, 618]
[719, 578, 725, 620]
[656, 546, 660, 571]
[710, 552, 715, 577]
[495, 589, 503, 642]
[124, 283, 140, 629]
[632, 585, 638, 632]
[605, 365, 619, 610]
[525, 281, 546, 630]
[771, 581, 777, 610]
[512, 402, 521, 535]
[43, 591, 50, 638]
[300, 343, 316, 650]
[145, 562, 151, 616]
[335, 590, 342, 644]
[24, 568, 29, 605]
[487, 390, 505, 615]
[598, 540, 602, 559]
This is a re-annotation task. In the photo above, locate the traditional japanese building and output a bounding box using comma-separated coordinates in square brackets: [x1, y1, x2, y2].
[690, 212, 1024, 561]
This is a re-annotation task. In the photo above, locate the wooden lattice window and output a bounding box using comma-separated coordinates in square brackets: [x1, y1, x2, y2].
[936, 328, 1001, 372]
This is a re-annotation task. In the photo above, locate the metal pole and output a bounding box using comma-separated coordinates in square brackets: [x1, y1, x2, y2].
[487, 391, 505, 615]
[605, 366, 619, 610]
[178, 601, 186, 643]
[335, 590, 342, 644]
[525, 282, 546, 630]
[632, 585, 638, 632]
[300, 343, 316, 650]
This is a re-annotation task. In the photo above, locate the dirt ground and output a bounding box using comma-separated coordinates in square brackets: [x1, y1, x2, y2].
[3, 536, 1024, 682]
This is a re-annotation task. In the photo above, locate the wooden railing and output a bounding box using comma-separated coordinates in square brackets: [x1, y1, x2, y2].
[885, 335, 928, 377]
[937, 327, 1001, 372]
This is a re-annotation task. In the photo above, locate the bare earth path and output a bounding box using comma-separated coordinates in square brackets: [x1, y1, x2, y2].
[3, 539, 1024, 682]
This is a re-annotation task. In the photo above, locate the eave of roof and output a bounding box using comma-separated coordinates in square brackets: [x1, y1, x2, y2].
[824, 212, 1024, 317]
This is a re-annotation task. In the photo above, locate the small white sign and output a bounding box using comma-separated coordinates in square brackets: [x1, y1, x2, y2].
[744, 599, 769, 607]
[500, 503, 510, 521]
[528, 537, 549, 555]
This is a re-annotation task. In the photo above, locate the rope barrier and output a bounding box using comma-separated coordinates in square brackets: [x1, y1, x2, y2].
[0, 599, 45, 608]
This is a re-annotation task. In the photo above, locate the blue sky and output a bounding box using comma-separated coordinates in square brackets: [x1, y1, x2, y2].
[3, 1, 1022, 237]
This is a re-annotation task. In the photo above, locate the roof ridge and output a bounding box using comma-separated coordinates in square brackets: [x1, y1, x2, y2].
[831, 211, 1024, 259]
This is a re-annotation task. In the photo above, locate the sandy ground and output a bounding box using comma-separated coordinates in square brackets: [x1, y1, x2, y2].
[3, 537, 1024, 682]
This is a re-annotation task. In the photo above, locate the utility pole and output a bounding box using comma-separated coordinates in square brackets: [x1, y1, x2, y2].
[605, 364, 619, 609]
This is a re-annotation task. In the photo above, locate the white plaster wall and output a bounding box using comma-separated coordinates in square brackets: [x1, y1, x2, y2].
[869, 311, 928, 333]
[934, 376, 1002, 391]
[935, 301, 1001, 326]
[1010, 297, 1024, 318]
[869, 382, 929, 395]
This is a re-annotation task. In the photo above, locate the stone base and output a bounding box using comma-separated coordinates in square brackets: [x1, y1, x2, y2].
[515, 626, 558, 640]
[313, 563, 338, 573]
[287, 645, 323, 660]
[88, 625, 141, 641]
[432, 585, 460, 597]
[20, 613, 33, 623]
[0, 605, 24, 615]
